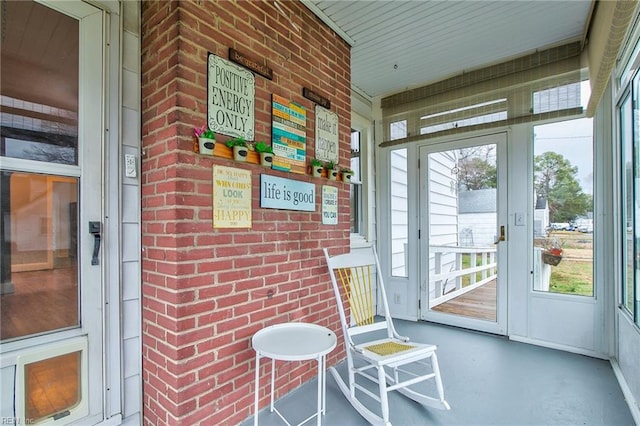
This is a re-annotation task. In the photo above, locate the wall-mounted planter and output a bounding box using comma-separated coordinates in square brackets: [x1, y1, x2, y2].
[328, 169, 338, 181]
[341, 171, 353, 183]
[198, 137, 215, 155]
[312, 166, 324, 178]
[233, 145, 249, 162]
[259, 152, 274, 167]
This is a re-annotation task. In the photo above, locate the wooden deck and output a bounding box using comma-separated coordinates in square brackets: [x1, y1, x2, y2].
[431, 279, 497, 321]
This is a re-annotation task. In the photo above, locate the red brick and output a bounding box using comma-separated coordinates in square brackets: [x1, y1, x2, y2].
[142, 0, 351, 424]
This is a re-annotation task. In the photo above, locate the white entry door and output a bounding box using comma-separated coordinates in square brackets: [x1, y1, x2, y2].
[418, 133, 508, 335]
[0, 1, 105, 424]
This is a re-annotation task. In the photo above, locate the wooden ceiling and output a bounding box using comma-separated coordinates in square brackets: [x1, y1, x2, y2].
[305, 1, 594, 99]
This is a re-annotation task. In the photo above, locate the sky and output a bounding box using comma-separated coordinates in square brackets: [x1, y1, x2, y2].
[534, 117, 594, 195]
[533, 81, 593, 195]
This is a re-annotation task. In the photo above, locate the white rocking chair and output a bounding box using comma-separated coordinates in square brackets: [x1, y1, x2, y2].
[323, 246, 450, 426]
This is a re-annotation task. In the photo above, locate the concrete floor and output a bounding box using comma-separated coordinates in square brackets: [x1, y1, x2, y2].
[245, 320, 635, 426]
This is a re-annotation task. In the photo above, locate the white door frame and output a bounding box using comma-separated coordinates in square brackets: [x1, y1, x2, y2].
[0, 1, 107, 423]
[418, 132, 508, 335]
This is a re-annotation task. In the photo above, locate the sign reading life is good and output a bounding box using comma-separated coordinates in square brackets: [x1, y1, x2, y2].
[315, 105, 338, 163]
[208, 53, 255, 140]
[260, 174, 315, 212]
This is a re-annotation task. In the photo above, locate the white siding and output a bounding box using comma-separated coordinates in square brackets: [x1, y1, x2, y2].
[390, 149, 408, 276]
[458, 212, 496, 246]
[428, 152, 459, 298]
[428, 152, 458, 245]
[120, 1, 142, 422]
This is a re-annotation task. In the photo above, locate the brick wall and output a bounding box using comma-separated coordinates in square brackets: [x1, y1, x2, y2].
[141, 1, 351, 424]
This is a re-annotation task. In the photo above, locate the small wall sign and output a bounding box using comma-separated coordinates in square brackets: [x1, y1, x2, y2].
[315, 105, 339, 163]
[322, 185, 338, 225]
[260, 174, 315, 212]
[229, 48, 273, 80]
[303, 87, 330, 109]
[213, 166, 252, 228]
[208, 53, 255, 140]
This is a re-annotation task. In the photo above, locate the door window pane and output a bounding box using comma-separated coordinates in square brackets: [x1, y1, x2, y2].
[533, 118, 594, 296]
[1, 172, 79, 340]
[350, 130, 362, 235]
[428, 144, 498, 322]
[391, 148, 408, 277]
[0, 0, 79, 165]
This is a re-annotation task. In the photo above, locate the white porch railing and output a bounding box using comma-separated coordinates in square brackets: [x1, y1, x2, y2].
[429, 245, 497, 308]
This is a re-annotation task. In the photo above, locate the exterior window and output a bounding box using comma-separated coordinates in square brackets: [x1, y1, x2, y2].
[620, 92, 634, 315]
[390, 148, 408, 277]
[532, 82, 582, 114]
[620, 73, 640, 326]
[420, 98, 507, 135]
[390, 120, 407, 140]
[350, 130, 363, 235]
[532, 118, 594, 296]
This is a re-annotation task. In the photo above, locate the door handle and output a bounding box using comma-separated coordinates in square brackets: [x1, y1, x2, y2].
[89, 221, 102, 265]
[494, 225, 506, 244]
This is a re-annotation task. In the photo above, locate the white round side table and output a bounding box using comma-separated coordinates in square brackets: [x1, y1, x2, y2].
[252, 322, 337, 426]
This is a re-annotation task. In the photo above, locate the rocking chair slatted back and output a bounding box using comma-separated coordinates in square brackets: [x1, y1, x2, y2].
[336, 264, 375, 327]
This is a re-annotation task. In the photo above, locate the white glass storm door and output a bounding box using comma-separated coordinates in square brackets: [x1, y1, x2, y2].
[0, 1, 105, 424]
[419, 133, 508, 335]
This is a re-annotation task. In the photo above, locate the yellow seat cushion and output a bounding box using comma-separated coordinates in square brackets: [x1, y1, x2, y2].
[365, 341, 415, 356]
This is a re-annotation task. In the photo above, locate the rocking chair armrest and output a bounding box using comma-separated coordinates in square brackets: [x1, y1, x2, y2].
[351, 343, 365, 353]
[397, 335, 410, 343]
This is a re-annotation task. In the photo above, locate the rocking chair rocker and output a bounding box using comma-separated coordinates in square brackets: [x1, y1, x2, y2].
[323, 246, 450, 426]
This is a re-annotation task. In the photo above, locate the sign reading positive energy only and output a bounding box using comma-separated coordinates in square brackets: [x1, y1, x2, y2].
[208, 53, 255, 140]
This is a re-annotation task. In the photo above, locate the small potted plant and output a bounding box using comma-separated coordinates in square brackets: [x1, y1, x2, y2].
[194, 125, 215, 155]
[326, 161, 338, 181]
[226, 137, 248, 162]
[310, 158, 324, 178]
[341, 167, 354, 183]
[254, 141, 274, 167]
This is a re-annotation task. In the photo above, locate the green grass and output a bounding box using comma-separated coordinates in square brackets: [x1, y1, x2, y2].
[460, 253, 489, 287]
[549, 260, 593, 296]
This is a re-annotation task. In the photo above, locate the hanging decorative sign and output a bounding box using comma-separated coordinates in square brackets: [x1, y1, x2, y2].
[271, 94, 306, 174]
[260, 174, 315, 212]
[213, 166, 252, 228]
[322, 185, 338, 225]
[229, 48, 273, 80]
[315, 105, 339, 163]
[208, 53, 255, 140]
[303, 87, 331, 109]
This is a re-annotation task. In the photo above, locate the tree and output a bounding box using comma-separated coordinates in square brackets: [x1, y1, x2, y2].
[456, 146, 496, 190]
[534, 152, 590, 223]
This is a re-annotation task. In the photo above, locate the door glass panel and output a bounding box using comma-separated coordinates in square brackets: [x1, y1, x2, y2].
[1, 171, 79, 340]
[633, 74, 640, 325]
[428, 144, 498, 321]
[0, 0, 79, 165]
[620, 93, 634, 313]
[390, 148, 408, 277]
[533, 118, 594, 296]
[25, 351, 81, 422]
